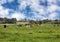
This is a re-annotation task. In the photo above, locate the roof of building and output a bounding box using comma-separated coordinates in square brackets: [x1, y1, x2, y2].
[16, 22, 30, 25]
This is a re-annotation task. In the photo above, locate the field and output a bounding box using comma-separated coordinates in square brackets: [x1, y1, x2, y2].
[0, 24, 60, 42]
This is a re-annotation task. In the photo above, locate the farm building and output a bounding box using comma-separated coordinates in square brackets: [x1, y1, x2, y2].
[16, 21, 32, 28]
[16, 20, 37, 25]
[16, 22, 30, 25]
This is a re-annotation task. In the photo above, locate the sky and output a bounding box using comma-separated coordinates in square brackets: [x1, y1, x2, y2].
[0, 0, 60, 20]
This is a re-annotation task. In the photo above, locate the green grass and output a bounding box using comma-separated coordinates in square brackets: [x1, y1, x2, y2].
[0, 24, 60, 42]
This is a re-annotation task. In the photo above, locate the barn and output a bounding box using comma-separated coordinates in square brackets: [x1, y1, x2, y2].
[16, 22, 30, 25]
[16, 22, 32, 28]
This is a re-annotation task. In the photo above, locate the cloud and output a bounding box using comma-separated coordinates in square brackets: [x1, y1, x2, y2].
[47, 4, 59, 13]
[0, 5, 25, 20]
[0, 0, 6, 5]
[7, 0, 14, 3]
[17, 0, 60, 20]
[18, 0, 27, 10]
[18, 0, 40, 10]
[47, 0, 57, 5]
[0, 0, 60, 20]
[0, 0, 14, 5]
[18, 0, 47, 19]
[48, 12, 57, 20]
[11, 12, 26, 20]
[0, 5, 9, 18]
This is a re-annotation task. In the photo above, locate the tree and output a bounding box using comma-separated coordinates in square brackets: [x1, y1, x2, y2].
[39, 21, 42, 24]
[0, 18, 17, 24]
[54, 19, 58, 24]
[0, 18, 4, 24]
[11, 18, 17, 24]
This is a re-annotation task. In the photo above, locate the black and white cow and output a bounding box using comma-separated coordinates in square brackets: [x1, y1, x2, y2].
[25, 24, 32, 28]
[17, 24, 22, 28]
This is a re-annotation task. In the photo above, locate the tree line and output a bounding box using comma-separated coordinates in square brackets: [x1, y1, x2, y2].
[0, 18, 17, 24]
[0, 17, 60, 24]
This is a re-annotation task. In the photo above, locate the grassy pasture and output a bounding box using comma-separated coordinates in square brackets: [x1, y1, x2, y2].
[0, 24, 60, 42]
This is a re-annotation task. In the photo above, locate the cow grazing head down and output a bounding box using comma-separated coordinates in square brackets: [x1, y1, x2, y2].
[17, 24, 23, 28]
[25, 24, 32, 28]
[4, 25, 6, 28]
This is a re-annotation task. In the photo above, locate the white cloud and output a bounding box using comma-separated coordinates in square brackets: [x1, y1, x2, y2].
[0, 6, 9, 18]
[17, 0, 60, 20]
[0, 0, 6, 5]
[0, 5, 25, 20]
[0, 0, 14, 5]
[18, 0, 40, 10]
[7, 0, 14, 3]
[19, 0, 27, 10]
[0, 0, 59, 20]
[18, 0, 47, 19]
[47, 0, 57, 5]
[11, 12, 25, 20]
[47, 4, 59, 13]
[48, 12, 57, 20]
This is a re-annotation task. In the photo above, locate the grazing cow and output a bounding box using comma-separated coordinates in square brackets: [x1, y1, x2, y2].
[4, 25, 6, 28]
[53, 24, 59, 27]
[25, 24, 32, 28]
[57, 24, 59, 27]
[17, 24, 22, 28]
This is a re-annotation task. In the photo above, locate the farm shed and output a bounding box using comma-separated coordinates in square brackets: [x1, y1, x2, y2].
[16, 22, 30, 25]
[16, 22, 32, 28]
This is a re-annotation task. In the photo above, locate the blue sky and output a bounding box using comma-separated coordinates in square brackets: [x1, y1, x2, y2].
[0, 0, 60, 20]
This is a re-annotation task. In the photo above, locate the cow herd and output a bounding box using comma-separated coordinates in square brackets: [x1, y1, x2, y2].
[3, 24, 32, 28]
[3, 24, 60, 28]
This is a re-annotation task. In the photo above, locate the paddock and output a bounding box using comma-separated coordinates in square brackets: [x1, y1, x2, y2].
[0, 24, 60, 42]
